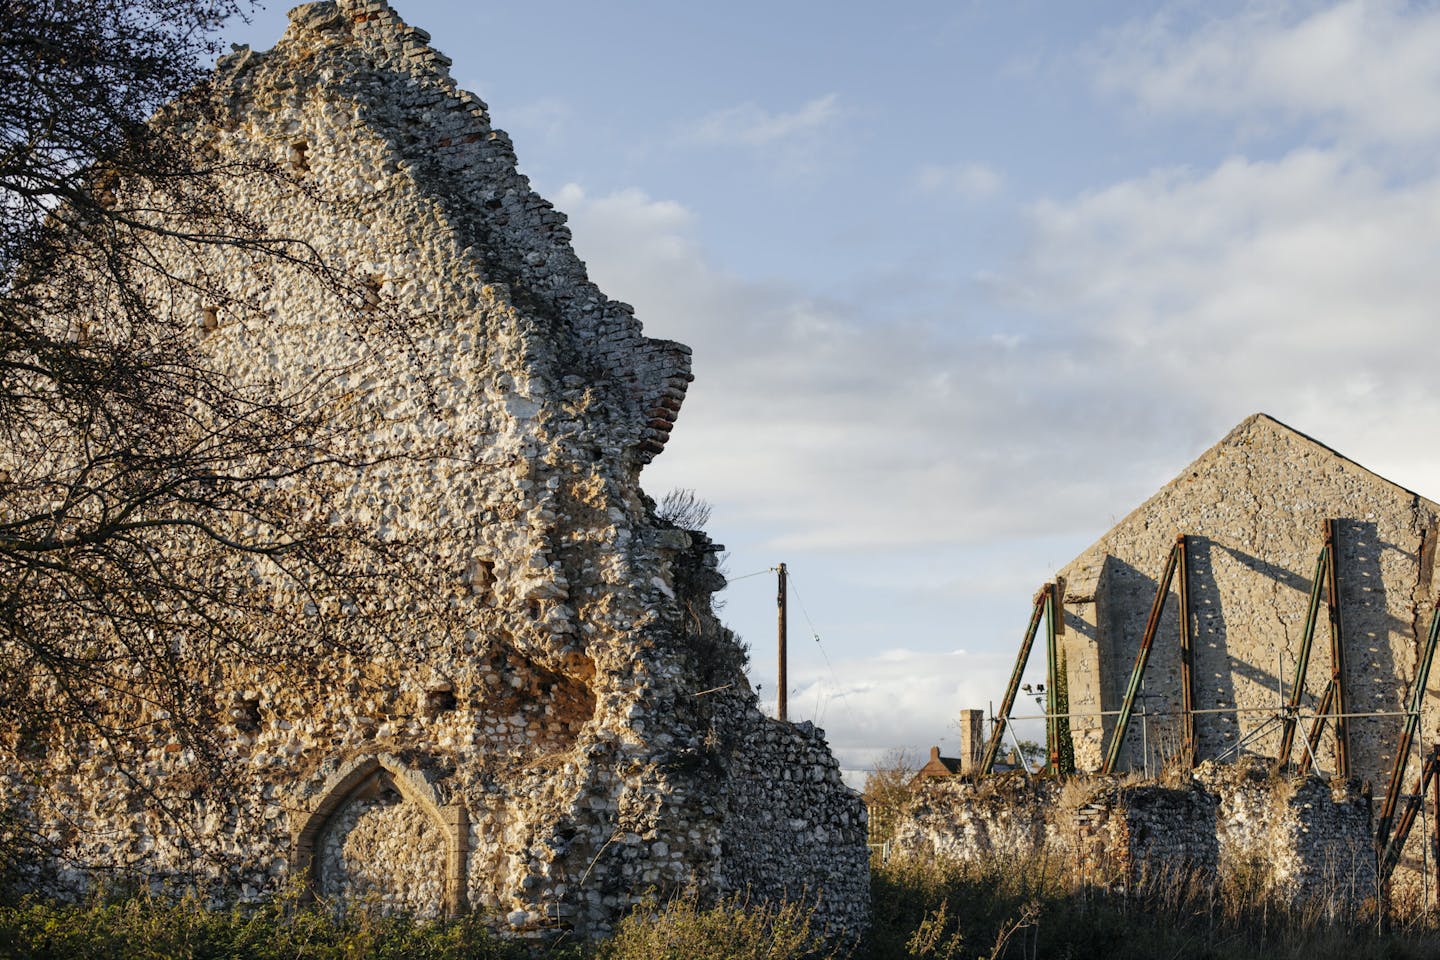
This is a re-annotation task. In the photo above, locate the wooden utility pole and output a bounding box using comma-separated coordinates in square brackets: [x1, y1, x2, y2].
[777, 562, 788, 722]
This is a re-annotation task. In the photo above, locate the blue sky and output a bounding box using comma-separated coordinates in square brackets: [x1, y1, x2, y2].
[226, 1, 1440, 780]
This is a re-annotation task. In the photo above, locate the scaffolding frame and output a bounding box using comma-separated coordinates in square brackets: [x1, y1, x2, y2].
[1380, 744, 1440, 896]
[1376, 600, 1440, 850]
[979, 584, 1059, 775]
[979, 517, 1440, 899]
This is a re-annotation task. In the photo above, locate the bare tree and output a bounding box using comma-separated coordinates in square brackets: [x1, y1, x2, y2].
[0, 0, 403, 869]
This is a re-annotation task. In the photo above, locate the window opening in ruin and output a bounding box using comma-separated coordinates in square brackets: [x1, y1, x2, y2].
[234, 697, 261, 733]
[288, 139, 311, 173]
[294, 756, 469, 918]
[200, 305, 219, 335]
[423, 686, 457, 719]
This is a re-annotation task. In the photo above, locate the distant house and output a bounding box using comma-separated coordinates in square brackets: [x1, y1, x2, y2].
[912, 710, 995, 780]
[914, 746, 964, 780]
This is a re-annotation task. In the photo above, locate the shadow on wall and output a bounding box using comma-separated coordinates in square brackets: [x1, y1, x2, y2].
[1334, 519, 1404, 779]
[1216, 519, 1404, 778]
[1185, 537, 1237, 764]
[1093, 554, 1210, 774]
[1125, 783, 1220, 892]
[1088, 520, 1415, 777]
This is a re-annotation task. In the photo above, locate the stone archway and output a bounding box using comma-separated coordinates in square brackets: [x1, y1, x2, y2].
[292, 755, 468, 916]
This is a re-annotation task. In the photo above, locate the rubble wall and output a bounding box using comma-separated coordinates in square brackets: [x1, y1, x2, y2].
[0, 0, 868, 939]
[892, 762, 1374, 905]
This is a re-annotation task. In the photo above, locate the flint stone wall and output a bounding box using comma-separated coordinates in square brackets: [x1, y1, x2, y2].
[1, 0, 868, 939]
[1056, 413, 1440, 895]
[893, 762, 1375, 905]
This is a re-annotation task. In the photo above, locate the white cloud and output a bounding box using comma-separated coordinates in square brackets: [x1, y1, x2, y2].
[494, 96, 573, 143]
[1012, 144, 1440, 497]
[551, 184, 1183, 552]
[554, 137, 1440, 555]
[549, 124, 1440, 762]
[1096, 0, 1440, 145]
[687, 93, 841, 147]
[915, 162, 1003, 199]
[772, 647, 1022, 784]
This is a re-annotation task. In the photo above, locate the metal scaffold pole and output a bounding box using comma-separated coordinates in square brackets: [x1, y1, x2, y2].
[1377, 600, 1440, 848]
[980, 586, 1049, 775]
[1324, 519, 1351, 778]
[1275, 539, 1330, 773]
[1102, 537, 1183, 775]
[1177, 535, 1196, 767]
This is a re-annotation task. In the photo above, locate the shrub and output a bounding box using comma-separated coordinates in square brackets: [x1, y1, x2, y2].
[596, 891, 839, 960]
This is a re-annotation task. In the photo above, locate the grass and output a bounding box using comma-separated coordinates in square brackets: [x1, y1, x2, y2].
[5, 856, 1440, 960]
[0, 894, 565, 960]
[868, 853, 1440, 960]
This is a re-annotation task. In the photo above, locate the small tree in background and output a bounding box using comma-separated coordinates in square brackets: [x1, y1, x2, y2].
[1014, 739, 1047, 771]
[863, 748, 916, 846]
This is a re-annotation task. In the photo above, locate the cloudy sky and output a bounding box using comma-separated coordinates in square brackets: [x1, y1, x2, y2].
[228, 0, 1440, 780]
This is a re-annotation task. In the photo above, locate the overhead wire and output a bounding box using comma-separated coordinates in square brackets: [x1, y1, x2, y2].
[722, 563, 852, 730]
[724, 568, 773, 585]
[784, 567, 847, 728]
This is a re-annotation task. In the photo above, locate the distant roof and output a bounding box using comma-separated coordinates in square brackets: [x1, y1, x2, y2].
[913, 745, 964, 779]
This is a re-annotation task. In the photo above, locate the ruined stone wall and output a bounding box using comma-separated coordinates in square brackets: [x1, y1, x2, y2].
[0, 0, 867, 939]
[715, 719, 870, 924]
[892, 762, 1375, 906]
[1058, 415, 1440, 794]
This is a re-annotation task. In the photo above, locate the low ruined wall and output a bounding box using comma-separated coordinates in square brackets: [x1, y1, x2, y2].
[716, 718, 870, 934]
[891, 762, 1375, 905]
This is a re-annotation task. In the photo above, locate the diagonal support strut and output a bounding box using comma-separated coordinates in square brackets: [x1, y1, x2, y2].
[1102, 536, 1186, 775]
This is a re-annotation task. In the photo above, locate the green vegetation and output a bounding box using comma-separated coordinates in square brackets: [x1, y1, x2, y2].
[595, 892, 830, 960]
[869, 854, 1440, 960]
[5, 855, 1440, 960]
[0, 894, 567, 960]
[1053, 651, 1076, 775]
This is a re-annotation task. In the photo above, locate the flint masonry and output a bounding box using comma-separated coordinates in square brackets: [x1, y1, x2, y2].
[2, 0, 869, 938]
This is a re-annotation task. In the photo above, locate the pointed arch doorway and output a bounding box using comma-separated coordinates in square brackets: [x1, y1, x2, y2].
[291, 755, 468, 917]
